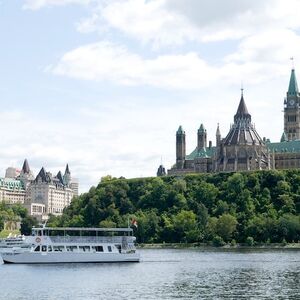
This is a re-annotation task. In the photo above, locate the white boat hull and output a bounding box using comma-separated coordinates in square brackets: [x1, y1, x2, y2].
[2, 252, 140, 264]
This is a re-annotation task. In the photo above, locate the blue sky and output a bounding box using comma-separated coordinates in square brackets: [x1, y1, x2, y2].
[1, 0, 300, 192]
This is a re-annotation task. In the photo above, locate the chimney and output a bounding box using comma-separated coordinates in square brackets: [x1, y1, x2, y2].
[209, 141, 212, 149]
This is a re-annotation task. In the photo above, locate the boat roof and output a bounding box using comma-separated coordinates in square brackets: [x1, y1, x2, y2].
[32, 227, 133, 232]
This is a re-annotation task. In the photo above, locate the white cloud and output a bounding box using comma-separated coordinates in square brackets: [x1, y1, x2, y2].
[226, 29, 300, 65]
[47, 40, 294, 90]
[47, 41, 212, 89]
[0, 102, 183, 192]
[23, 0, 91, 10]
[74, 0, 300, 46]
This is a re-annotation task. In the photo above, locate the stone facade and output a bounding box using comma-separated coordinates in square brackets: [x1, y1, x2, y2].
[0, 160, 79, 220]
[166, 69, 300, 176]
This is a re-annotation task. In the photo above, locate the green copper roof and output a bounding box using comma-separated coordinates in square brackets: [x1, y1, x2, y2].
[198, 124, 206, 133]
[177, 125, 184, 134]
[267, 140, 300, 153]
[186, 146, 216, 160]
[288, 69, 299, 96]
[186, 140, 300, 160]
[0, 178, 25, 191]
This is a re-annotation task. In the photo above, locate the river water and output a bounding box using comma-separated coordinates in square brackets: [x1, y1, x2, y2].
[0, 249, 299, 300]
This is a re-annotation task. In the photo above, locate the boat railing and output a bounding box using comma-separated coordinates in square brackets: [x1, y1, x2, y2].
[49, 236, 135, 244]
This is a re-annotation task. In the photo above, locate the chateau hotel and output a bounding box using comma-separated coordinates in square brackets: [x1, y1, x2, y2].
[159, 68, 300, 176]
[0, 160, 78, 220]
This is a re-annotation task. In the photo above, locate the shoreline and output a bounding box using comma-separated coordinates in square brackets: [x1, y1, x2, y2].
[138, 243, 300, 250]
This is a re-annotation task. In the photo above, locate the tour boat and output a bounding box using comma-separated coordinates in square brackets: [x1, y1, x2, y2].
[0, 234, 31, 253]
[0, 227, 140, 264]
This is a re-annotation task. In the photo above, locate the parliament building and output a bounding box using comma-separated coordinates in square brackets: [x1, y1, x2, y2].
[159, 68, 300, 176]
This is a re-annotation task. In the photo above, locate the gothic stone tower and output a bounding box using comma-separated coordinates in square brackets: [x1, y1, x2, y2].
[284, 68, 300, 140]
[216, 91, 272, 172]
[197, 124, 207, 149]
[176, 126, 186, 169]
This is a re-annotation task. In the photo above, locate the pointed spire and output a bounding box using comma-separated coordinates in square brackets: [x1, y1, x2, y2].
[280, 132, 288, 142]
[216, 123, 221, 136]
[234, 90, 251, 123]
[177, 125, 184, 134]
[36, 167, 48, 182]
[56, 171, 64, 184]
[198, 123, 206, 133]
[65, 164, 70, 175]
[157, 165, 166, 177]
[287, 68, 299, 96]
[21, 159, 30, 174]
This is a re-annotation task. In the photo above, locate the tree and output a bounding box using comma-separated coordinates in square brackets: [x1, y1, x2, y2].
[191, 182, 219, 212]
[277, 214, 300, 242]
[216, 214, 238, 242]
[172, 210, 199, 242]
[50, 170, 300, 244]
[20, 216, 38, 235]
[224, 173, 245, 203]
[213, 200, 229, 216]
[99, 219, 116, 228]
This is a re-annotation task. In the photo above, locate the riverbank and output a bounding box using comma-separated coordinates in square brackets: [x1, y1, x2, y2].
[138, 242, 300, 250]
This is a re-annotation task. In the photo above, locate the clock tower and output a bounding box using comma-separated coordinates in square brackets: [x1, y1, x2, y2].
[284, 68, 300, 140]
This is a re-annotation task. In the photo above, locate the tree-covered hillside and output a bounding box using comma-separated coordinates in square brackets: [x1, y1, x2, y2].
[48, 170, 300, 245]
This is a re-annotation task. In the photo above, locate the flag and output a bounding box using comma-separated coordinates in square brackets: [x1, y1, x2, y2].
[131, 219, 138, 228]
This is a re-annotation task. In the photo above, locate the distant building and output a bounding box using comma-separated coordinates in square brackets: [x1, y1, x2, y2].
[5, 167, 20, 179]
[0, 178, 26, 204]
[157, 165, 166, 177]
[167, 68, 300, 175]
[0, 160, 79, 220]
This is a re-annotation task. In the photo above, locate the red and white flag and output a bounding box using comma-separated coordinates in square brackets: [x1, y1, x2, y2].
[131, 219, 138, 228]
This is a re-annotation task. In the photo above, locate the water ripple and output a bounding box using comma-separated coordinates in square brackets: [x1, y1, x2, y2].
[0, 249, 299, 300]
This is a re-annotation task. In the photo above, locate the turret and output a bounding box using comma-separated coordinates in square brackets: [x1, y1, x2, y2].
[21, 159, 30, 174]
[18, 159, 35, 184]
[56, 171, 64, 184]
[284, 68, 300, 141]
[176, 126, 186, 169]
[197, 124, 207, 149]
[280, 132, 288, 142]
[63, 164, 71, 186]
[157, 165, 166, 177]
[216, 123, 221, 147]
[287, 68, 299, 98]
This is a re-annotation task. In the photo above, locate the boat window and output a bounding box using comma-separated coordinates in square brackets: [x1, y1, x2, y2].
[108, 246, 112, 252]
[42, 245, 47, 252]
[115, 245, 121, 253]
[92, 246, 103, 252]
[34, 245, 40, 252]
[48, 246, 52, 252]
[53, 246, 65, 252]
[66, 246, 78, 252]
[79, 246, 90, 252]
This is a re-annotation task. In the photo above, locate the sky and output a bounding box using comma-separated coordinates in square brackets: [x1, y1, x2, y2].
[1, 0, 300, 192]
